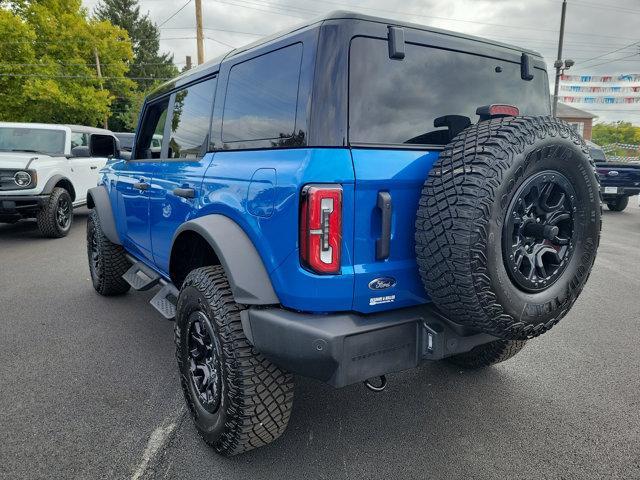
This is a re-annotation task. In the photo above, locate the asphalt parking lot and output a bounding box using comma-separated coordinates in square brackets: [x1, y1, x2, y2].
[1, 203, 639, 480]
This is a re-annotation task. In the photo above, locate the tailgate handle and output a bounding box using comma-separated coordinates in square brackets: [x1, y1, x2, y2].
[376, 191, 392, 260]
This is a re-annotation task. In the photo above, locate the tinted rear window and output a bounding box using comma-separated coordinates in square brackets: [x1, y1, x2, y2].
[349, 37, 550, 146]
[222, 43, 302, 144]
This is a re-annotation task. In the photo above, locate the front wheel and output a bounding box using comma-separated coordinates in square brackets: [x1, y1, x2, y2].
[175, 266, 294, 456]
[87, 210, 131, 296]
[606, 196, 628, 212]
[37, 187, 73, 238]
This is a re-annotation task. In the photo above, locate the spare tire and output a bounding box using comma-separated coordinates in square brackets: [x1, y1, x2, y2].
[415, 116, 601, 340]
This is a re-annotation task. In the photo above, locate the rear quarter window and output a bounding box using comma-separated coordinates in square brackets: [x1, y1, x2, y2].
[349, 37, 550, 147]
[222, 43, 303, 146]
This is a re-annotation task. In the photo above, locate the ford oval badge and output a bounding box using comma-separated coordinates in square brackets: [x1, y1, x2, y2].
[608, 170, 619, 176]
[368, 277, 397, 290]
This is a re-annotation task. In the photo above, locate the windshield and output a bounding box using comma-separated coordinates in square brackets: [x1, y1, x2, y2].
[0, 127, 66, 155]
[349, 37, 551, 146]
[116, 133, 135, 151]
[590, 147, 607, 161]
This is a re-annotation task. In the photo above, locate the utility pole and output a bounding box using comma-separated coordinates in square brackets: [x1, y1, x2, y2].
[186, 55, 192, 70]
[195, 0, 205, 65]
[94, 48, 109, 130]
[552, 0, 568, 117]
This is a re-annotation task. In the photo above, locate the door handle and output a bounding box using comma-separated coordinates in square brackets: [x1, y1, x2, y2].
[173, 187, 196, 199]
[376, 191, 392, 260]
[133, 181, 150, 191]
[90, 166, 98, 170]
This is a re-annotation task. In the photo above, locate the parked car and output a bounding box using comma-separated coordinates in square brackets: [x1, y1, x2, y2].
[0, 123, 118, 237]
[86, 11, 601, 455]
[114, 132, 162, 160]
[590, 140, 640, 211]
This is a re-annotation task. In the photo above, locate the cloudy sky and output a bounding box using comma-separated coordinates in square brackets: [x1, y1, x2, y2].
[83, 0, 640, 124]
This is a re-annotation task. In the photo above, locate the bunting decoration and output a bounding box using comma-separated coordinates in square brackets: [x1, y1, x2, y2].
[561, 85, 640, 93]
[602, 143, 640, 152]
[560, 74, 640, 82]
[561, 96, 640, 104]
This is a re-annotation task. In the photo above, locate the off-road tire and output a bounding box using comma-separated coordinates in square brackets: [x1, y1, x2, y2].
[37, 187, 73, 238]
[416, 116, 601, 340]
[606, 196, 628, 212]
[446, 340, 527, 369]
[175, 266, 294, 456]
[87, 210, 131, 296]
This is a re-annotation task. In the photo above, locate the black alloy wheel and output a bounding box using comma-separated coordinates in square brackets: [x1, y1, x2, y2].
[503, 170, 576, 292]
[56, 195, 72, 230]
[89, 225, 101, 278]
[187, 310, 222, 414]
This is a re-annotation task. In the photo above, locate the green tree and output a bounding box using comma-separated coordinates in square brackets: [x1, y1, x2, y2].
[0, 0, 134, 128]
[94, 0, 179, 131]
[592, 121, 640, 156]
[592, 121, 640, 145]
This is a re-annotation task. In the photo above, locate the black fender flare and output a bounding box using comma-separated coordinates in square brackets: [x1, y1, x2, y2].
[42, 174, 76, 200]
[172, 215, 279, 305]
[87, 186, 121, 245]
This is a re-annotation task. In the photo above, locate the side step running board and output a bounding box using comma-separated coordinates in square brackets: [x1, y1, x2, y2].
[122, 261, 161, 291]
[150, 283, 179, 320]
[123, 256, 179, 320]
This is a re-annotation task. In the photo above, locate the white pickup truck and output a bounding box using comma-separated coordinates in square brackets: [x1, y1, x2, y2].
[0, 122, 118, 237]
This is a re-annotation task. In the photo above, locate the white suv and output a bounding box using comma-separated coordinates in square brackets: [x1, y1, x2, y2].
[0, 122, 118, 237]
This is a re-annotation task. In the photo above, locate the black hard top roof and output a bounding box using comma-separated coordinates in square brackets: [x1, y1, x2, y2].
[149, 10, 543, 98]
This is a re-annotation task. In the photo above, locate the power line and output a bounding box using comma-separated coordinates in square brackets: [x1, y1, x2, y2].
[580, 52, 640, 69]
[204, 37, 236, 48]
[579, 41, 640, 66]
[162, 26, 266, 37]
[157, 0, 193, 27]
[0, 73, 173, 80]
[257, 0, 638, 39]
[211, 0, 306, 19]
[0, 61, 186, 67]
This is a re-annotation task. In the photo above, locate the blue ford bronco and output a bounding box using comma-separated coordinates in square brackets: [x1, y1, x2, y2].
[86, 12, 601, 455]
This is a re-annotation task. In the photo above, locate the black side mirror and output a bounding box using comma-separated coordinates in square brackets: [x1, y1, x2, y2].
[71, 145, 90, 158]
[89, 134, 119, 158]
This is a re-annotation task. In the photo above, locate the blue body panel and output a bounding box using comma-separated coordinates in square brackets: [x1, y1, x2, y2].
[149, 159, 212, 274]
[106, 147, 440, 314]
[200, 148, 356, 312]
[351, 149, 439, 313]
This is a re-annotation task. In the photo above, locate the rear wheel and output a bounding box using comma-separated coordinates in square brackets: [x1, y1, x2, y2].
[416, 116, 601, 340]
[175, 266, 294, 456]
[606, 196, 628, 212]
[37, 187, 73, 238]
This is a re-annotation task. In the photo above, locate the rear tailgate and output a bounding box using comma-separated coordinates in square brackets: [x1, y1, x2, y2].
[347, 34, 551, 314]
[596, 162, 640, 191]
[350, 150, 438, 312]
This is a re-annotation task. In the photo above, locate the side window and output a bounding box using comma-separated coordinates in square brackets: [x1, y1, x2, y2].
[133, 98, 169, 160]
[70, 132, 88, 149]
[222, 44, 303, 145]
[167, 77, 216, 159]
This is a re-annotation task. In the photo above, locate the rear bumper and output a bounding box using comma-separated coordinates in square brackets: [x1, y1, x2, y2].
[241, 304, 496, 388]
[0, 194, 48, 220]
[600, 186, 640, 199]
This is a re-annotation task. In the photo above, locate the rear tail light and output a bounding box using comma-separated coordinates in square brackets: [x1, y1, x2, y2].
[299, 184, 342, 274]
